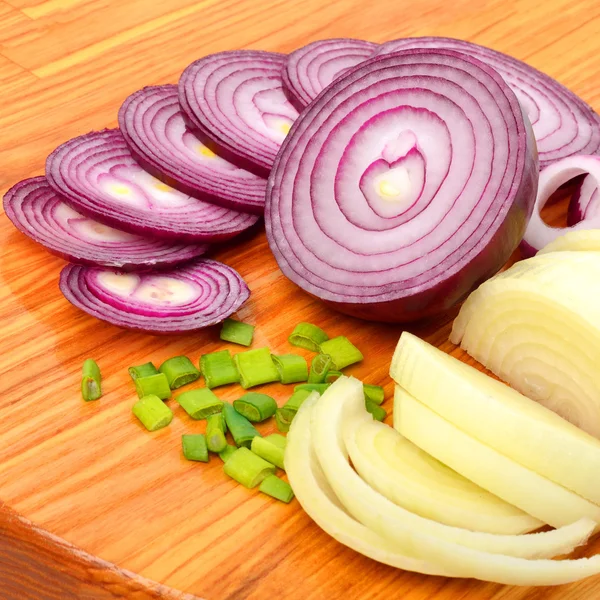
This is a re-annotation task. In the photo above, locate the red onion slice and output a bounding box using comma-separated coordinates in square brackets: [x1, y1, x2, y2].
[568, 174, 600, 226]
[522, 156, 600, 254]
[375, 37, 600, 169]
[266, 49, 538, 323]
[179, 50, 299, 177]
[119, 85, 266, 214]
[59, 259, 249, 333]
[3, 177, 208, 270]
[283, 38, 378, 108]
[46, 129, 259, 242]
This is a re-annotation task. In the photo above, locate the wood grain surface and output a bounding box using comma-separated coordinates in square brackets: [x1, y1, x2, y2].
[1, 0, 599, 598]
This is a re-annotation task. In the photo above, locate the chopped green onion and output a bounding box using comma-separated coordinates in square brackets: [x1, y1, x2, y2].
[308, 353, 332, 383]
[218, 444, 237, 463]
[366, 401, 387, 422]
[264, 433, 287, 450]
[222, 402, 261, 448]
[234, 347, 280, 389]
[220, 318, 255, 347]
[271, 354, 308, 384]
[276, 389, 312, 430]
[259, 475, 294, 503]
[294, 383, 330, 394]
[176, 388, 222, 419]
[233, 393, 277, 422]
[128, 362, 158, 381]
[134, 373, 171, 400]
[275, 409, 292, 433]
[159, 356, 200, 389]
[251, 436, 285, 470]
[288, 322, 329, 352]
[319, 336, 363, 370]
[364, 384, 385, 405]
[81, 358, 101, 401]
[133, 394, 173, 431]
[325, 370, 343, 383]
[182, 434, 209, 462]
[200, 350, 240, 389]
[223, 447, 276, 488]
[206, 413, 227, 453]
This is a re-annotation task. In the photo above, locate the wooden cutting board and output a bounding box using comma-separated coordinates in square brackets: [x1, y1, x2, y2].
[1, 0, 600, 598]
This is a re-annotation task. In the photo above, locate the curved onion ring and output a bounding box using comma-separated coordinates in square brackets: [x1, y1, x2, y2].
[568, 173, 600, 226]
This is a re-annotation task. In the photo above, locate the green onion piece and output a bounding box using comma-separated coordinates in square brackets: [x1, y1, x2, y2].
[81, 358, 101, 401]
[251, 436, 285, 470]
[159, 356, 200, 389]
[134, 373, 171, 400]
[294, 383, 331, 394]
[308, 353, 332, 384]
[234, 347, 280, 389]
[319, 336, 363, 370]
[133, 394, 173, 431]
[325, 370, 343, 383]
[271, 354, 308, 384]
[264, 433, 287, 450]
[176, 388, 222, 419]
[128, 362, 158, 381]
[275, 409, 292, 433]
[206, 413, 227, 453]
[182, 434, 209, 462]
[200, 350, 240, 389]
[233, 393, 277, 422]
[223, 447, 275, 488]
[288, 322, 329, 352]
[259, 475, 294, 503]
[277, 389, 312, 428]
[218, 444, 237, 463]
[364, 384, 385, 405]
[366, 400, 387, 422]
[220, 318, 255, 347]
[222, 402, 261, 448]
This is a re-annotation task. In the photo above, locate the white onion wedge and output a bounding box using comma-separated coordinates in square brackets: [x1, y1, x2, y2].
[394, 385, 600, 528]
[285, 393, 448, 577]
[348, 417, 543, 534]
[393, 330, 600, 503]
[538, 230, 600, 254]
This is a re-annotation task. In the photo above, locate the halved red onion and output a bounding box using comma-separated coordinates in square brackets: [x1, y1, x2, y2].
[568, 174, 599, 226]
[59, 259, 249, 333]
[266, 49, 538, 323]
[119, 85, 266, 214]
[283, 38, 378, 108]
[178, 50, 299, 177]
[522, 156, 600, 255]
[46, 129, 259, 242]
[3, 177, 208, 270]
[375, 37, 600, 169]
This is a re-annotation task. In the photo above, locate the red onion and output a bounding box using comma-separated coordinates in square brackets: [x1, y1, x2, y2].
[179, 50, 299, 177]
[568, 174, 599, 226]
[283, 38, 378, 108]
[46, 129, 259, 242]
[3, 177, 208, 270]
[59, 259, 249, 333]
[375, 37, 600, 169]
[266, 49, 538, 323]
[119, 85, 266, 214]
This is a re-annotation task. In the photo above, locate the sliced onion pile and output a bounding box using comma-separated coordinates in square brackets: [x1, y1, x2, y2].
[46, 129, 259, 242]
[266, 49, 538, 322]
[179, 50, 299, 176]
[282, 38, 378, 108]
[118, 85, 266, 214]
[375, 37, 600, 169]
[59, 259, 249, 333]
[3, 177, 208, 270]
[569, 173, 600, 225]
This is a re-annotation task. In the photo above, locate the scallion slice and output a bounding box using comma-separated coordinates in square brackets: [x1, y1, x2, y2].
[251, 436, 285, 470]
[277, 389, 312, 429]
[275, 409, 293, 433]
[294, 383, 330, 394]
[128, 362, 158, 381]
[233, 392, 277, 422]
[222, 402, 261, 448]
[308, 353, 332, 384]
[159, 356, 200, 389]
[364, 384, 385, 405]
[176, 388, 223, 419]
[134, 373, 171, 400]
[319, 336, 363, 370]
[264, 433, 287, 450]
[259, 475, 294, 503]
[288, 322, 329, 352]
[133, 394, 173, 431]
[325, 370, 343, 383]
[81, 358, 101, 401]
[223, 447, 276, 488]
[182, 434, 209, 462]
[271, 354, 308, 384]
[200, 350, 240, 389]
[366, 400, 387, 422]
[218, 444, 237, 462]
[206, 412, 227, 453]
[220, 318, 255, 347]
[234, 347, 280, 389]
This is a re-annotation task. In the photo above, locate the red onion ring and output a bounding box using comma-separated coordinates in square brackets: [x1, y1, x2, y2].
[568, 174, 600, 226]
[266, 49, 538, 322]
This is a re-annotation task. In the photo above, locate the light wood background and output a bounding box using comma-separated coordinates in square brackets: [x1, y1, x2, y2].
[1, 0, 599, 598]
